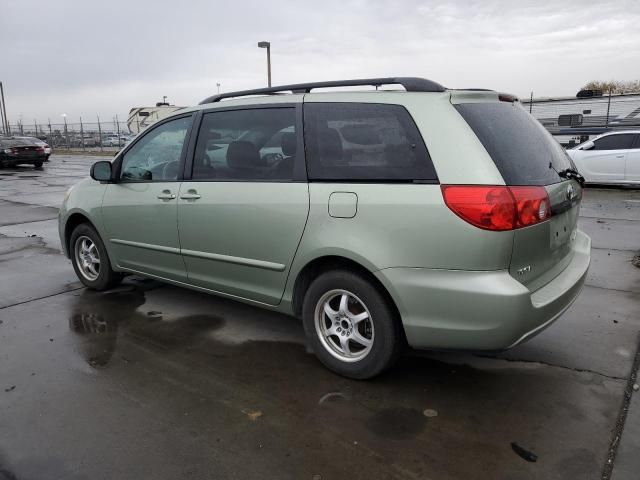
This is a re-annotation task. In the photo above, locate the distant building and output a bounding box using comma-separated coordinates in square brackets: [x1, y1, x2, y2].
[522, 91, 640, 147]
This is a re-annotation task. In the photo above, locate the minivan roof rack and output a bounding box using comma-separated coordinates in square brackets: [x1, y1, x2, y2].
[199, 77, 446, 104]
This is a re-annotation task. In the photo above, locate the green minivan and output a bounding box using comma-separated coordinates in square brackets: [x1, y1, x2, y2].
[59, 77, 590, 378]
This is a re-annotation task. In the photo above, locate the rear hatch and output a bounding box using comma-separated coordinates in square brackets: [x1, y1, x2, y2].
[454, 98, 582, 290]
[14, 145, 42, 157]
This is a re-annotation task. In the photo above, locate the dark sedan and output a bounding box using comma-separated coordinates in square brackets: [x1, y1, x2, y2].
[0, 136, 47, 168]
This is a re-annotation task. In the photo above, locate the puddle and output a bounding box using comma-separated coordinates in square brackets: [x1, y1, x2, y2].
[68, 287, 225, 367]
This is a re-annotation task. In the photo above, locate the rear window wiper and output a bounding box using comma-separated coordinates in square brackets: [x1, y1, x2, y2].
[557, 168, 585, 186]
[549, 163, 585, 186]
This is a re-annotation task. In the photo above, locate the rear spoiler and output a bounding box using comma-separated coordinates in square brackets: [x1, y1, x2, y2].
[449, 90, 519, 105]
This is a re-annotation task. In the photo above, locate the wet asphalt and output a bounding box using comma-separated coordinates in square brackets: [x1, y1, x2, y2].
[0, 155, 639, 480]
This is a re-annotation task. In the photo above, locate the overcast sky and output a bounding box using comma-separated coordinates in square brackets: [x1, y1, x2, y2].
[1, 0, 639, 125]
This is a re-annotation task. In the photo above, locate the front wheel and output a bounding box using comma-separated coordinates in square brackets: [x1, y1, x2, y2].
[70, 224, 122, 290]
[302, 269, 403, 379]
[34, 161, 43, 168]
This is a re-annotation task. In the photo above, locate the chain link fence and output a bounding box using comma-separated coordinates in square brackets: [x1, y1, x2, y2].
[1, 118, 133, 153]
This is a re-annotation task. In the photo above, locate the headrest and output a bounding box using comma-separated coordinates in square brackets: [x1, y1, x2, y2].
[316, 127, 343, 163]
[281, 132, 297, 156]
[226, 141, 263, 169]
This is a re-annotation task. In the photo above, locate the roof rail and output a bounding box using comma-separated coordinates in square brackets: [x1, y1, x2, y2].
[199, 77, 446, 105]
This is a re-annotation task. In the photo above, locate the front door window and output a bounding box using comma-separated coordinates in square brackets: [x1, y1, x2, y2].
[120, 116, 192, 181]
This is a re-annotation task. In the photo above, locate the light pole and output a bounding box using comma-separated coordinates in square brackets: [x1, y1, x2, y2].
[61, 114, 68, 149]
[257, 41, 271, 87]
[216, 82, 221, 94]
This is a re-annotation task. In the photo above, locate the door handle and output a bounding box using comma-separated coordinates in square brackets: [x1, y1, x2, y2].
[180, 189, 201, 200]
[616, 155, 624, 158]
[157, 190, 176, 200]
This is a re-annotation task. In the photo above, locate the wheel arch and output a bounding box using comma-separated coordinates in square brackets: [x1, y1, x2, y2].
[290, 255, 403, 333]
[64, 212, 101, 258]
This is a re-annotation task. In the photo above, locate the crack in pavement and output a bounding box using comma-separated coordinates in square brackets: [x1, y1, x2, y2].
[476, 354, 628, 381]
[591, 246, 640, 253]
[583, 283, 640, 295]
[0, 286, 86, 310]
[602, 333, 640, 480]
[580, 215, 640, 223]
[0, 217, 59, 228]
[0, 280, 168, 311]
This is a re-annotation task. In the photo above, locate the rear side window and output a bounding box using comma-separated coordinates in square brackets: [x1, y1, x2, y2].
[192, 108, 296, 181]
[592, 134, 635, 150]
[304, 103, 436, 182]
[455, 102, 572, 186]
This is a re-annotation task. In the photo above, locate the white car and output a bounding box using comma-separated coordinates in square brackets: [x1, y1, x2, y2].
[567, 131, 640, 185]
[102, 136, 122, 147]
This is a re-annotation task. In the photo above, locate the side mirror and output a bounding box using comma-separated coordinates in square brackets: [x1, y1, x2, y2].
[582, 140, 595, 151]
[90, 161, 113, 182]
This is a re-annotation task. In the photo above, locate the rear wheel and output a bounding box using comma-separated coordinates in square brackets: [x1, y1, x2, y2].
[70, 224, 122, 290]
[302, 269, 403, 379]
[34, 161, 43, 168]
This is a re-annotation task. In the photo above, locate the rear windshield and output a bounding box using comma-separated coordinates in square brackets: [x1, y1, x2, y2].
[455, 102, 572, 185]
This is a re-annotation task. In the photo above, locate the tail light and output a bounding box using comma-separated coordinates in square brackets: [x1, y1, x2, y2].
[36, 147, 45, 153]
[441, 185, 551, 231]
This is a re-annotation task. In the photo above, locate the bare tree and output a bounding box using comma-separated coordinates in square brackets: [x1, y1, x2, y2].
[581, 80, 640, 94]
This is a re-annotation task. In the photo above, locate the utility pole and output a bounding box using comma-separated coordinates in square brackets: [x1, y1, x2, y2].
[529, 91, 533, 114]
[0, 97, 4, 135]
[80, 116, 85, 151]
[97, 115, 103, 152]
[116, 114, 121, 149]
[605, 87, 612, 128]
[0, 82, 9, 134]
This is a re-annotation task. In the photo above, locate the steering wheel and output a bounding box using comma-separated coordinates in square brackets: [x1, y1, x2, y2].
[162, 161, 180, 180]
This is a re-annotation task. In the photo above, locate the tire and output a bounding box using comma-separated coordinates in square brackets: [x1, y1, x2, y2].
[302, 269, 403, 379]
[70, 223, 122, 290]
[34, 161, 43, 169]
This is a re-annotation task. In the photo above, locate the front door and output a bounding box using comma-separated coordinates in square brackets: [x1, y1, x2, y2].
[625, 134, 640, 183]
[178, 106, 309, 305]
[101, 115, 193, 281]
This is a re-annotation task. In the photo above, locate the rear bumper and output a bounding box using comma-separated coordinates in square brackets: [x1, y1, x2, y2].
[1, 155, 47, 165]
[375, 230, 591, 351]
